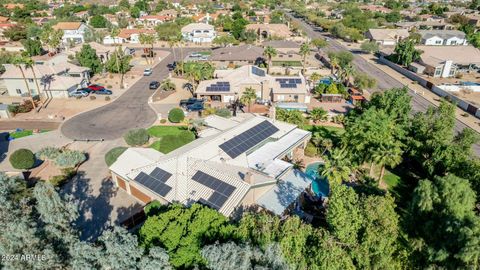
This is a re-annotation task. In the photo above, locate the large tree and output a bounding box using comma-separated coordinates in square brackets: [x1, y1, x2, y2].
[263, 46, 277, 74]
[105, 47, 132, 89]
[393, 39, 422, 66]
[76, 44, 103, 74]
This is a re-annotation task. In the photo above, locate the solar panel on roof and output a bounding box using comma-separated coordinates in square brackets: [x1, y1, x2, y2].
[206, 81, 231, 92]
[192, 171, 237, 210]
[219, 120, 279, 158]
[295, 78, 302, 83]
[134, 171, 172, 197]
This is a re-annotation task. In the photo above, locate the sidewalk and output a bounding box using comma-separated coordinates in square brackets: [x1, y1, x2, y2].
[359, 53, 480, 133]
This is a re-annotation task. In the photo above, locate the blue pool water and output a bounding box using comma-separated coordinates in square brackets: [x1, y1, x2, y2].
[461, 81, 480, 86]
[305, 162, 330, 197]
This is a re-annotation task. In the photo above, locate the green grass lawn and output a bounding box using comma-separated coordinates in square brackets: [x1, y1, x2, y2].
[302, 125, 345, 142]
[148, 126, 195, 154]
[9, 129, 49, 139]
[272, 61, 302, 67]
[147, 126, 189, 138]
[384, 170, 401, 191]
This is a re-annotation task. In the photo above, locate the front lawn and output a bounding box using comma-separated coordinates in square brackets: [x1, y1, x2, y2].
[8, 129, 50, 139]
[272, 61, 302, 67]
[302, 125, 344, 142]
[148, 126, 195, 154]
[384, 170, 400, 191]
[147, 126, 189, 138]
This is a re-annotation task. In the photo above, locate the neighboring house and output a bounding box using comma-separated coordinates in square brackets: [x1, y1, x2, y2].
[53, 22, 88, 44]
[136, 15, 171, 27]
[32, 17, 54, 26]
[0, 41, 24, 52]
[0, 53, 90, 98]
[209, 45, 264, 68]
[359, 5, 391, 14]
[365, 28, 409, 46]
[158, 9, 178, 18]
[181, 23, 216, 43]
[246, 24, 292, 40]
[103, 29, 156, 44]
[414, 45, 480, 78]
[0, 16, 9, 23]
[263, 40, 302, 65]
[74, 10, 89, 21]
[109, 114, 312, 217]
[418, 30, 467, 46]
[467, 14, 480, 27]
[68, 42, 112, 63]
[395, 21, 454, 31]
[195, 65, 309, 103]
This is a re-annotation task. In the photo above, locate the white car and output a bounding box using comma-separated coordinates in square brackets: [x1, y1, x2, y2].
[143, 68, 153, 76]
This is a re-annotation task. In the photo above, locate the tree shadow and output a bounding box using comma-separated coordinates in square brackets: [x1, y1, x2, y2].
[61, 171, 117, 241]
[0, 132, 9, 164]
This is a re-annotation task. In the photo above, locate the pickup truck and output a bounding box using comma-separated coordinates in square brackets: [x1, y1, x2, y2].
[179, 98, 203, 107]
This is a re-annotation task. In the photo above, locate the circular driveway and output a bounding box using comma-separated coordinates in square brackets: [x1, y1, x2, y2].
[61, 51, 173, 140]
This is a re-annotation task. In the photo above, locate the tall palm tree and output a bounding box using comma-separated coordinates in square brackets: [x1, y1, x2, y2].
[320, 148, 351, 185]
[24, 57, 43, 109]
[372, 143, 403, 183]
[309, 72, 321, 85]
[139, 33, 156, 65]
[299, 42, 311, 75]
[12, 56, 36, 109]
[263, 46, 277, 75]
[309, 107, 328, 123]
[240, 87, 257, 112]
[339, 64, 355, 86]
[49, 29, 63, 53]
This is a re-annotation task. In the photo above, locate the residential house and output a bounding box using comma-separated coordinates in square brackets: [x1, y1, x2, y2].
[181, 23, 216, 43]
[245, 24, 292, 40]
[32, 17, 54, 26]
[158, 9, 178, 18]
[414, 45, 480, 78]
[418, 30, 467, 46]
[136, 15, 171, 27]
[195, 65, 309, 104]
[68, 42, 112, 63]
[0, 41, 24, 52]
[365, 28, 409, 46]
[262, 40, 302, 65]
[103, 29, 156, 44]
[359, 5, 392, 14]
[109, 114, 313, 216]
[53, 22, 88, 44]
[0, 16, 9, 23]
[0, 53, 90, 99]
[395, 20, 454, 31]
[209, 45, 264, 69]
[74, 10, 89, 21]
[467, 14, 480, 27]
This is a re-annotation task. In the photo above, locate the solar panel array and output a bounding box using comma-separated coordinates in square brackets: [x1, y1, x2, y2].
[206, 81, 230, 92]
[252, 66, 266, 77]
[275, 78, 302, 88]
[192, 171, 236, 210]
[219, 120, 279, 158]
[134, 168, 172, 197]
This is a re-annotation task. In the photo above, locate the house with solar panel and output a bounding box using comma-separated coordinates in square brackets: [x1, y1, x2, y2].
[109, 114, 312, 216]
[195, 65, 310, 104]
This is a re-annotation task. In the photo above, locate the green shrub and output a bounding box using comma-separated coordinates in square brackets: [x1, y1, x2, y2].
[36, 146, 61, 160]
[105, 146, 128, 166]
[160, 119, 167, 124]
[54, 150, 86, 168]
[123, 128, 150, 146]
[49, 167, 76, 187]
[144, 200, 165, 216]
[304, 142, 318, 157]
[215, 108, 231, 118]
[168, 108, 185, 123]
[9, 148, 35, 170]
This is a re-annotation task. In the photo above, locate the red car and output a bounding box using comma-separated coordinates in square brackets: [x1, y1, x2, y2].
[87, 84, 105, 91]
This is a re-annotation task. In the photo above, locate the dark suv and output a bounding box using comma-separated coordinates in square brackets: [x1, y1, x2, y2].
[180, 98, 203, 107]
[149, 81, 160, 89]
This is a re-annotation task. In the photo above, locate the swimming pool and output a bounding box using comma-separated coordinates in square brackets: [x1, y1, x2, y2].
[304, 162, 330, 197]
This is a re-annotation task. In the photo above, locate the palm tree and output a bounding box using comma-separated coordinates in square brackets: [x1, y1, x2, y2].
[320, 148, 351, 185]
[24, 57, 43, 109]
[49, 29, 63, 53]
[372, 143, 403, 183]
[139, 33, 156, 65]
[339, 64, 355, 86]
[240, 87, 257, 112]
[299, 42, 311, 75]
[161, 79, 176, 91]
[183, 82, 194, 95]
[309, 107, 328, 123]
[327, 52, 339, 75]
[309, 72, 321, 86]
[12, 55, 36, 109]
[263, 46, 277, 74]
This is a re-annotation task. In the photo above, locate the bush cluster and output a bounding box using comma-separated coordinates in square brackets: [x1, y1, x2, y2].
[214, 108, 231, 118]
[36, 147, 86, 168]
[168, 108, 185, 123]
[123, 128, 149, 146]
[49, 168, 76, 187]
[7, 101, 33, 115]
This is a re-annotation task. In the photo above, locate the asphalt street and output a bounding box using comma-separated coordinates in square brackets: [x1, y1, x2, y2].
[61, 48, 193, 140]
[288, 14, 480, 155]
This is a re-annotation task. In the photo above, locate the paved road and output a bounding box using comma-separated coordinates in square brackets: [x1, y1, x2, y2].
[288, 14, 480, 155]
[62, 49, 192, 140]
[0, 120, 61, 131]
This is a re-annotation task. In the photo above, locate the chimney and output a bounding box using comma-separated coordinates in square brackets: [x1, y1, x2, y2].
[244, 171, 254, 184]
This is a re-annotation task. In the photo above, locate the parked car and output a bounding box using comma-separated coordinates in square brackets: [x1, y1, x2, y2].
[167, 61, 177, 71]
[187, 102, 204, 112]
[180, 98, 203, 107]
[92, 89, 112, 95]
[149, 81, 160, 89]
[143, 68, 153, 76]
[69, 89, 89, 97]
[87, 84, 105, 91]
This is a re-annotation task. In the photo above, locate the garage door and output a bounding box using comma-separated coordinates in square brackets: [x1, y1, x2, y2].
[116, 176, 127, 191]
[130, 185, 152, 204]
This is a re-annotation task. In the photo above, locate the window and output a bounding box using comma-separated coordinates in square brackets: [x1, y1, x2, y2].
[28, 79, 34, 83]
[16, 89, 21, 94]
[434, 68, 442, 76]
[450, 40, 457, 45]
[435, 40, 442, 44]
